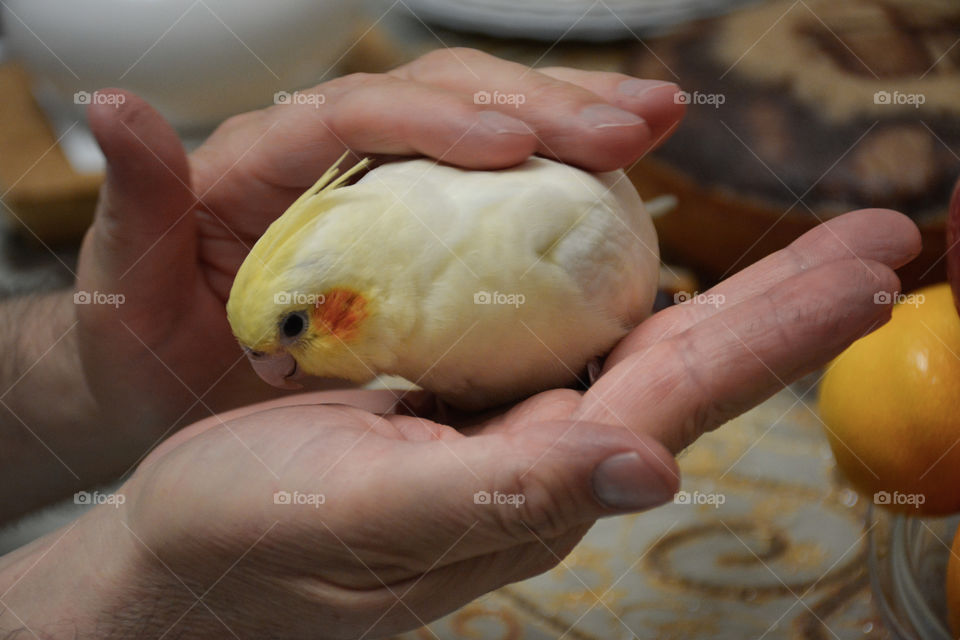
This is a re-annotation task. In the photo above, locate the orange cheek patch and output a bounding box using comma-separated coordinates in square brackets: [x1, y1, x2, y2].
[312, 288, 368, 339]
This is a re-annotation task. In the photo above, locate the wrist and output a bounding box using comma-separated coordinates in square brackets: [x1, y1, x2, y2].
[0, 493, 232, 639]
[0, 291, 108, 521]
[0, 501, 147, 638]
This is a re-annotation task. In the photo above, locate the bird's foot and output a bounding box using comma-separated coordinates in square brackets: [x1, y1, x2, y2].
[587, 358, 603, 386]
[574, 357, 604, 391]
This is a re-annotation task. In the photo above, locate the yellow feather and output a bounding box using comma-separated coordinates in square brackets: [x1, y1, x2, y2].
[252, 152, 372, 264]
[227, 153, 371, 350]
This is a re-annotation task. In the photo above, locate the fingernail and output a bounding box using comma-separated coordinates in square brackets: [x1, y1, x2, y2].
[617, 79, 678, 99]
[579, 104, 646, 129]
[477, 110, 532, 135]
[592, 451, 675, 511]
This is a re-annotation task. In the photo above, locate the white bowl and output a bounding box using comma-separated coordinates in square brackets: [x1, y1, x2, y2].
[2, 0, 361, 132]
[398, 0, 758, 41]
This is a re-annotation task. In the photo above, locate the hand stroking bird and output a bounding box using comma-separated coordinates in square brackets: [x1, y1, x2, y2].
[226, 154, 660, 411]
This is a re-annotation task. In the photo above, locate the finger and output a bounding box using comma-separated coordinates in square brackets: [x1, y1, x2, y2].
[341, 419, 678, 569]
[201, 73, 540, 195]
[578, 258, 900, 452]
[82, 89, 197, 310]
[605, 209, 922, 370]
[315, 76, 538, 168]
[390, 48, 653, 170]
[536, 67, 684, 149]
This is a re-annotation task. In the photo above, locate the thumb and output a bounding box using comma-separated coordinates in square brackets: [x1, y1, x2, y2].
[457, 420, 680, 533]
[359, 420, 680, 565]
[318, 421, 678, 636]
[82, 89, 196, 291]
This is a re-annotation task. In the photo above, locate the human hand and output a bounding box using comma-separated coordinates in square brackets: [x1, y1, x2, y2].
[53, 209, 918, 637]
[73, 47, 686, 452]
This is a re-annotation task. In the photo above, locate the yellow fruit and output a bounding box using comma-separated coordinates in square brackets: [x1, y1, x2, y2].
[819, 283, 960, 516]
[949, 528, 960, 636]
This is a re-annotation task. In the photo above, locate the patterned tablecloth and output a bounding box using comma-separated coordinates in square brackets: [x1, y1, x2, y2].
[397, 381, 888, 640]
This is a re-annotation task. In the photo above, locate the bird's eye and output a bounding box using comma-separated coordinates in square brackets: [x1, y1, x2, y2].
[280, 311, 308, 340]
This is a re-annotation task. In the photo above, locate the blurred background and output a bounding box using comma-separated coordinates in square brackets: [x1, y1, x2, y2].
[0, 1, 958, 638]
[1, 0, 956, 289]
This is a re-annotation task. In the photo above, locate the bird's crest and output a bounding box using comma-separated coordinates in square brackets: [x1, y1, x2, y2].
[248, 152, 372, 268]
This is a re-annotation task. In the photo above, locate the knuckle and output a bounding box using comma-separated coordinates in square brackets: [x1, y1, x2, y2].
[487, 453, 575, 541]
[534, 65, 566, 76]
[330, 71, 383, 89]
[666, 339, 729, 449]
[431, 46, 487, 63]
[766, 287, 820, 345]
[517, 487, 568, 539]
[407, 47, 489, 75]
[216, 110, 259, 134]
[522, 79, 578, 106]
[277, 73, 383, 109]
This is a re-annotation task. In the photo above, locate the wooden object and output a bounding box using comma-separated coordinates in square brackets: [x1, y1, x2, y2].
[0, 64, 101, 246]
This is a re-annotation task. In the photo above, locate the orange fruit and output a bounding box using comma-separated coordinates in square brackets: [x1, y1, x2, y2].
[819, 283, 960, 516]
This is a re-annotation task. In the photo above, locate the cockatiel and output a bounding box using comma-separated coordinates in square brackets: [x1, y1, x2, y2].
[226, 154, 659, 411]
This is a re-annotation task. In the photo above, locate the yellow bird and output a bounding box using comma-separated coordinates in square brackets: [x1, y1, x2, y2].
[227, 154, 659, 410]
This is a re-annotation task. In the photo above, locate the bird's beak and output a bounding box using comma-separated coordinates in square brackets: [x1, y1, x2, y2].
[244, 348, 304, 390]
